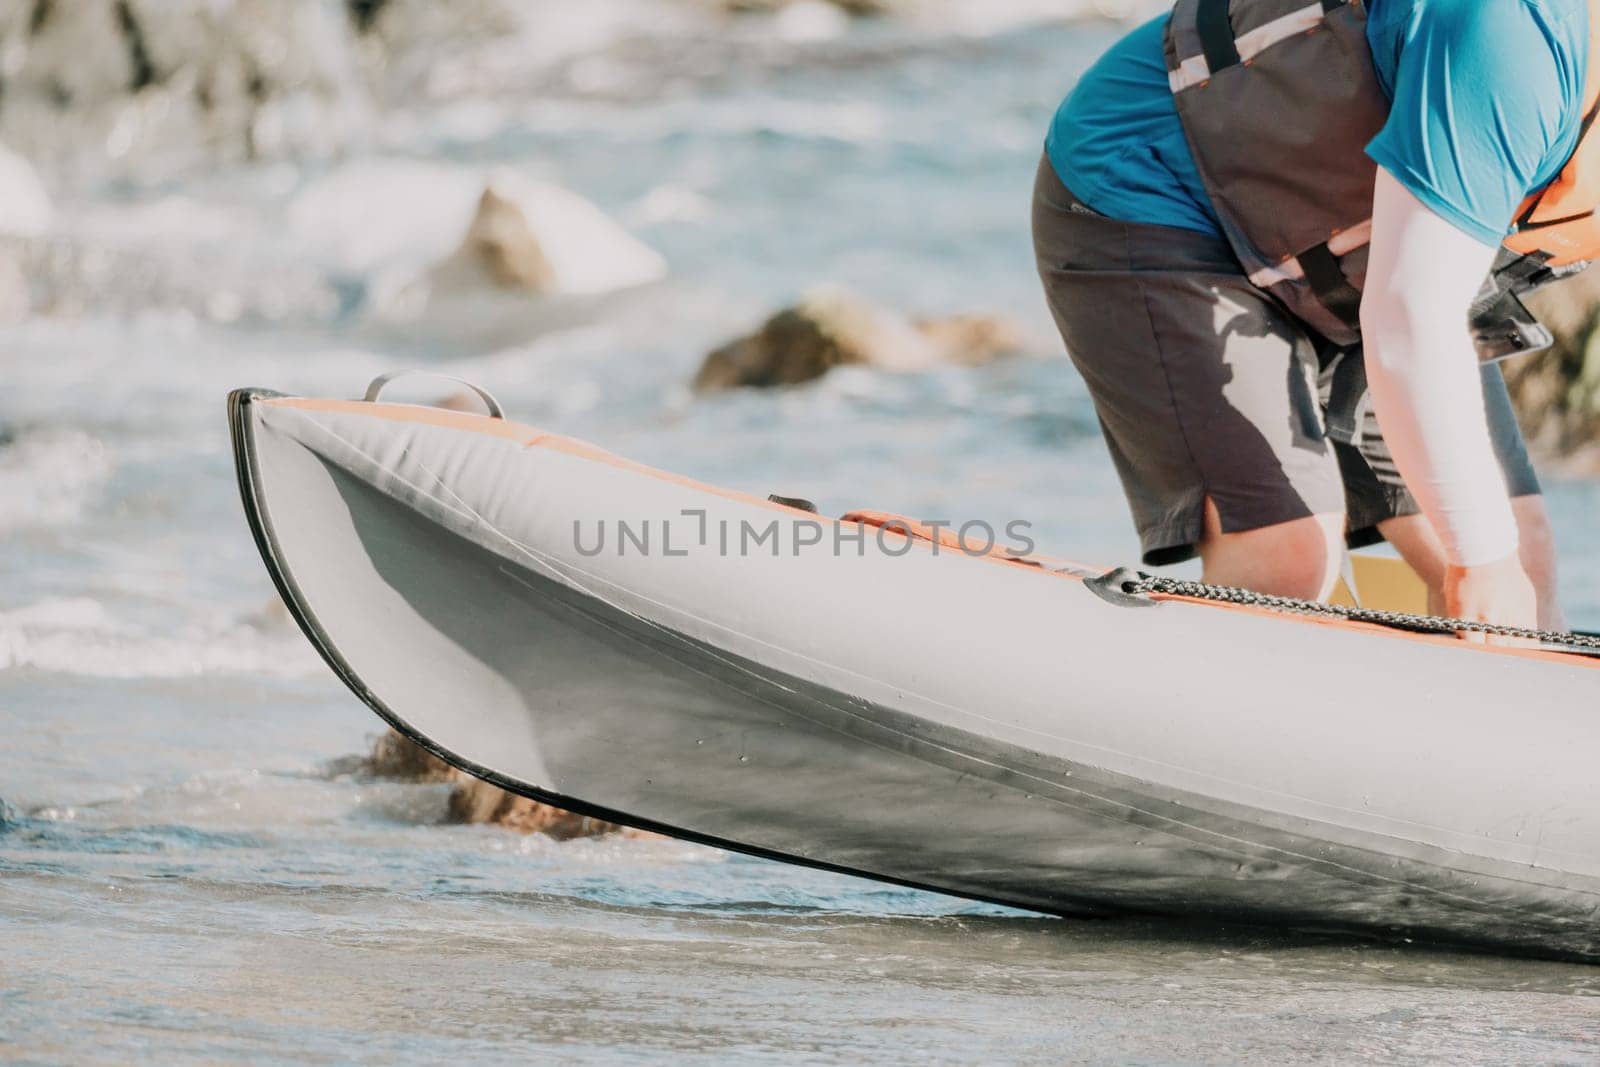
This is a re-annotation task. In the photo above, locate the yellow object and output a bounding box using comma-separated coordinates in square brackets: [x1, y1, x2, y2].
[1332, 554, 1432, 615]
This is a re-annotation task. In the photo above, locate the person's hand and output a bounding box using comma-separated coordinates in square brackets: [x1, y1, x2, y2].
[1442, 551, 1538, 645]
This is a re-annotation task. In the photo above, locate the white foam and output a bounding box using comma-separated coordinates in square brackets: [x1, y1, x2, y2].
[400, 0, 699, 101]
[0, 141, 53, 238]
[62, 195, 246, 250]
[627, 185, 715, 227]
[774, 0, 852, 42]
[0, 597, 323, 679]
[286, 159, 486, 275]
[0, 428, 112, 530]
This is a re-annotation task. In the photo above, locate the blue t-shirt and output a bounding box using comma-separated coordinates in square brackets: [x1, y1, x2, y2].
[1045, 0, 1589, 246]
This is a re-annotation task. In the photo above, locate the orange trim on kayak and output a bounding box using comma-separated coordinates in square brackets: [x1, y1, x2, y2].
[1150, 590, 1600, 669]
[270, 397, 1097, 567]
[264, 396, 1600, 671]
[839, 510, 1046, 566]
[274, 395, 832, 513]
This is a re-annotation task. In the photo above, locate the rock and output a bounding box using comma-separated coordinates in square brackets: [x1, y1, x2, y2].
[359, 170, 668, 349]
[366, 726, 457, 782]
[694, 287, 1024, 391]
[425, 173, 668, 300]
[343, 0, 524, 106]
[428, 184, 562, 296]
[288, 161, 666, 311]
[446, 778, 649, 841]
[286, 158, 485, 276]
[346, 0, 391, 32]
[284, 160, 666, 348]
[352, 0, 703, 106]
[0, 0, 370, 172]
[7, 1, 136, 110]
[913, 313, 1028, 367]
[345, 0, 521, 55]
[362, 727, 654, 840]
[1511, 270, 1600, 460]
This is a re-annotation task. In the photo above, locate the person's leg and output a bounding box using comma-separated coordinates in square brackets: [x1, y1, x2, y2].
[1199, 499, 1345, 600]
[1513, 494, 1565, 630]
[1379, 497, 1565, 629]
[1347, 361, 1564, 628]
[1032, 155, 1348, 583]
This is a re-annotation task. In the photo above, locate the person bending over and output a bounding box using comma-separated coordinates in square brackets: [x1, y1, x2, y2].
[1034, 0, 1600, 632]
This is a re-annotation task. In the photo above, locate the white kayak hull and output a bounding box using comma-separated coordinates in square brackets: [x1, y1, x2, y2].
[229, 388, 1600, 960]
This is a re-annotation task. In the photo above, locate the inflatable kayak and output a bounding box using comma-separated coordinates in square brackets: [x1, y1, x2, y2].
[229, 376, 1600, 961]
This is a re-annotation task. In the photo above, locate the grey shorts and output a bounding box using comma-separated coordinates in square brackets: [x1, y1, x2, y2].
[1031, 156, 1541, 567]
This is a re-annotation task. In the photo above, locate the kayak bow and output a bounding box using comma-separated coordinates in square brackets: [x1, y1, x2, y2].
[229, 380, 1600, 961]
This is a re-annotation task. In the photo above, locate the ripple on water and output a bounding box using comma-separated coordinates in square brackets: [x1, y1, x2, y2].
[9, 820, 267, 856]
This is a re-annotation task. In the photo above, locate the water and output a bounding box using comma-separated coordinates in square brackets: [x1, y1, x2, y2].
[4, 8, 1600, 1063]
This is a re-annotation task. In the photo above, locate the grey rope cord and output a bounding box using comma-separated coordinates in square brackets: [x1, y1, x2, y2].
[1118, 573, 1600, 652]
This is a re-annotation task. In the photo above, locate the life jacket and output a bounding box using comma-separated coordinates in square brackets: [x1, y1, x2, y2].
[1162, 0, 1600, 359]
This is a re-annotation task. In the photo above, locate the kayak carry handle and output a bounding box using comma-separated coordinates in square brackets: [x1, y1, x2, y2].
[362, 371, 505, 419]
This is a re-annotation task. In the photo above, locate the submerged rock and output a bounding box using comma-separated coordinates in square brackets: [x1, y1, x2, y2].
[447, 778, 649, 841]
[694, 286, 1025, 391]
[1513, 273, 1600, 470]
[366, 725, 457, 782]
[362, 727, 655, 840]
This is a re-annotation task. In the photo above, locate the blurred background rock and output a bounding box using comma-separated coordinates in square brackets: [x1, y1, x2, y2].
[0, 0, 1158, 175]
[1519, 278, 1600, 473]
[3, 0, 1593, 440]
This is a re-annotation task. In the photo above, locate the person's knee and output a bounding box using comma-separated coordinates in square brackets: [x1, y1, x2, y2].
[1256, 524, 1343, 600]
[1200, 507, 1344, 601]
